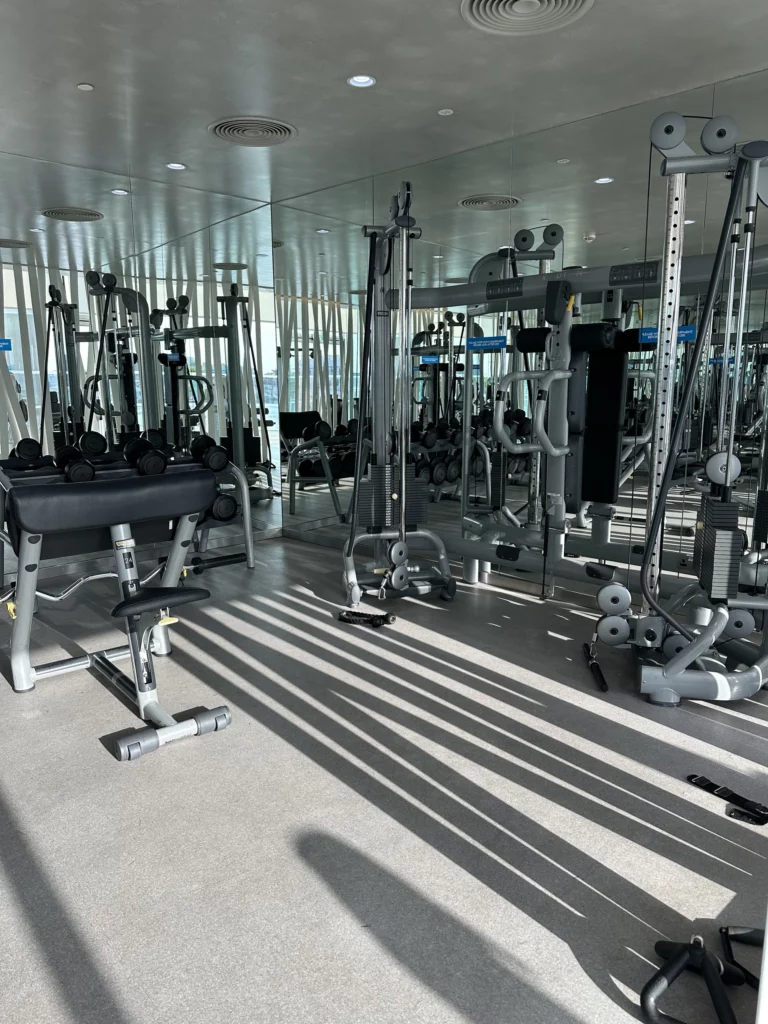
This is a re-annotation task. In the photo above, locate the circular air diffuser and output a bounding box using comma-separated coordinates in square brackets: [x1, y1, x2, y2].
[41, 207, 104, 222]
[208, 116, 297, 147]
[459, 194, 521, 210]
[213, 262, 248, 270]
[460, 0, 595, 35]
[0, 239, 32, 249]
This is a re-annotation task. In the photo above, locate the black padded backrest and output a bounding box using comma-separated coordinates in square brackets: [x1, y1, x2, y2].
[515, 327, 550, 353]
[281, 411, 321, 440]
[7, 469, 217, 535]
[570, 323, 616, 353]
[585, 350, 629, 429]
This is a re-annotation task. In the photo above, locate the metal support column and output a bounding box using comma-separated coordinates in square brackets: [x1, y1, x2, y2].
[221, 294, 247, 472]
[544, 305, 573, 564]
[646, 173, 687, 603]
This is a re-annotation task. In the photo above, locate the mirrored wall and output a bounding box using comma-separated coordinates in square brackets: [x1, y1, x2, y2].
[270, 68, 768, 545]
[0, 160, 280, 576]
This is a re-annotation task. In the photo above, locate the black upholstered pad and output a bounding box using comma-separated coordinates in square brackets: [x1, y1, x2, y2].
[7, 469, 217, 535]
[112, 586, 210, 618]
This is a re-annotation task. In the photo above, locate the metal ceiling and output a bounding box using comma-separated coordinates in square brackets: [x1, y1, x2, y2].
[0, 1, 768, 294]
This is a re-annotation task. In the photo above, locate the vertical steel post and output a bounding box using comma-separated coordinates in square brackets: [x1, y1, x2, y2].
[372, 237, 393, 467]
[646, 173, 687, 604]
[397, 220, 412, 544]
[221, 294, 246, 472]
[728, 160, 761, 488]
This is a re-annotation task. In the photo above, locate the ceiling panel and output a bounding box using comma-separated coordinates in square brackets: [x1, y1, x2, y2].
[1, 0, 768, 203]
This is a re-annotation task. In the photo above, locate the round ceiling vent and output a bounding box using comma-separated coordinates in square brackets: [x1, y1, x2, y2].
[459, 194, 521, 210]
[0, 238, 32, 249]
[41, 207, 104, 222]
[213, 261, 248, 270]
[460, 0, 595, 35]
[208, 116, 297, 147]
[272, 239, 285, 248]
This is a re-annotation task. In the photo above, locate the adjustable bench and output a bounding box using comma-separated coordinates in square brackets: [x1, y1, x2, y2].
[5, 469, 232, 761]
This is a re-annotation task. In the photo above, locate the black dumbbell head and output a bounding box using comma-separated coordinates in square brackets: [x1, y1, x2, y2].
[78, 430, 108, 456]
[141, 428, 166, 449]
[102, 273, 117, 289]
[66, 458, 95, 483]
[85, 270, 101, 287]
[166, 298, 178, 311]
[55, 445, 81, 469]
[210, 492, 237, 522]
[125, 437, 167, 474]
[15, 437, 42, 462]
[315, 420, 332, 442]
[347, 418, 359, 435]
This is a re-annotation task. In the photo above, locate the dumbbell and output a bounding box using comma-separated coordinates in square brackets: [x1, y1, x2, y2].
[436, 418, 450, 440]
[298, 458, 316, 478]
[328, 455, 343, 479]
[334, 423, 349, 437]
[431, 460, 448, 486]
[414, 456, 431, 482]
[471, 455, 485, 478]
[209, 491, 238, 522]
[78, 430, 108, 457]
[142, 428, 166, 449]
[190, 435, 229, 472]
[124, 437, 168, 476]
[12, 437, 43, 462]
[421, 428, 438, 449]
[301, 420, 332, 443]
[446, 458, 461, 483]
[449, 429, 463, 447]
[55, 445, 96, 482]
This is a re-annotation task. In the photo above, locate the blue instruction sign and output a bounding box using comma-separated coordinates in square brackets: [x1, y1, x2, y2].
[640, 325, 697, 344]
[467, 335, 506, 352]
[0, 339, 11, 352]
[420, 354, 439, 364]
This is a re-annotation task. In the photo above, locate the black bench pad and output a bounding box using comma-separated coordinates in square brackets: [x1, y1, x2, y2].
[7, 469, 217, 535]
[112, 586, 210, 618]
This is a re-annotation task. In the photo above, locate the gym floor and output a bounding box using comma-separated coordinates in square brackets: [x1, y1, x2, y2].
[0, 539, 766, 1024]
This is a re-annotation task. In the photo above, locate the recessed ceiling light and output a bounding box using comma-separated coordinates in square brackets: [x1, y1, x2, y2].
[347, 75, 376, 88]
[684, 219, 696, 225]
[622, 246, 629, 251]
[594, 177, 614, 184]
[77, 83, 94, 92]
[202, 274, 209, 278]
[110, 188, 130, 196]
[557, 158, 570, 164]
[30, 228, 44, 233]
[433, 254, 444, 259]
[166, 162, 186, 170]
[318, 270, 328, 275]
[316, 228, 330, 234]
[438, 109, 454, 116]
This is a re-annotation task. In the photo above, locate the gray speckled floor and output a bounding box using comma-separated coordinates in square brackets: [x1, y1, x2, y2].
[0, 538, 766, 1023]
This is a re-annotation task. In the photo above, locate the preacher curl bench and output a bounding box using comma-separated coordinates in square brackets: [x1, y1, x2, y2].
[4, 468, 232, 761]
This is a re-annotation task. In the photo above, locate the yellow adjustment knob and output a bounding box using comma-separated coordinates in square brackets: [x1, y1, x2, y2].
[157, 616, 179, 627]
[6, 601, 16, 620]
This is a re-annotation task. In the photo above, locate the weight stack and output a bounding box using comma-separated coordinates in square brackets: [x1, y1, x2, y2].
[357, 464, 429, 529]
[693, 496, 739, 578]
[700, 526, 741, 601]
[754, 489, 768, 545]
[489, 450, 507, 511]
